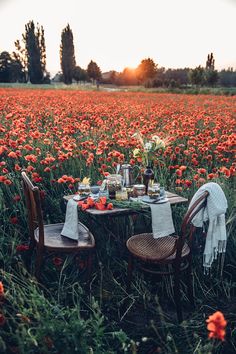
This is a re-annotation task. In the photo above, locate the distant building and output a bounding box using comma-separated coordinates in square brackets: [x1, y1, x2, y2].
[51, 72, 63, 83]
[101, 71, 119, 83]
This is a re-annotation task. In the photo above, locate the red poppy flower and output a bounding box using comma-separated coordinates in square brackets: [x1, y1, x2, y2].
[86, 197, 95, 207]
[13, 195, 21, 202]
[95, 203, 106, 211]
[0, 313, 6, 326]
[176, 169, 182, 177]
[99, 197, 107, 205]
[8, 151, 18, 158]
[53, 257, 63, 267]
[81, 203, 90, 211]
[10, 217, 18, 224]
[206, 311, 227, 341]
[16, 245, 29, 252]
[0, 282, 4, 297]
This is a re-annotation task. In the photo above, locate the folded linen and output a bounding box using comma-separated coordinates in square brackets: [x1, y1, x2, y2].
[150, 201, 175, 238]
[188, 182, 227, 270]
[61, 198, 79, 240]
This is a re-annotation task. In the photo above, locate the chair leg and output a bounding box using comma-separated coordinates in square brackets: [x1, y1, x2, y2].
[127, 255, 134, 292]
[186, 260, 195, 309]
[173, 269, 183, 323]
[29, 238, 36, 251]
[35, 248, 44, 279]
[87, 252, 93, 282]
[25, 238, 36, 271]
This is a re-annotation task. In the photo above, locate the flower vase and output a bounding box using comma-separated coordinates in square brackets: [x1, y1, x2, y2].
[143, 166, 154, 194]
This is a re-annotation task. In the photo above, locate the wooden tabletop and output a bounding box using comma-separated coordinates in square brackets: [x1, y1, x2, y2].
[63, 191, 188, 217]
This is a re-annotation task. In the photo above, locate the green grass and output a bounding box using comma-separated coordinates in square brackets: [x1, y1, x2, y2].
[0, 82, 236, 95]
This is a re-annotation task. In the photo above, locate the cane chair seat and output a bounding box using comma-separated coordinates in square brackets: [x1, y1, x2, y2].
[34, 223, 95, 250]
[126, 234, 190, 262]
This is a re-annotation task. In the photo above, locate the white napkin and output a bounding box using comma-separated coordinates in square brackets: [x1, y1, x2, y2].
[150, 202, 175, 238]
[61, 198, 79, 240]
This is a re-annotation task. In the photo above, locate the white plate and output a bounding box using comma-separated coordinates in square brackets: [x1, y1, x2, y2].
[141, 196, 168, 204]
[73, 194, 99, 202]
[73, 195, 87, 201]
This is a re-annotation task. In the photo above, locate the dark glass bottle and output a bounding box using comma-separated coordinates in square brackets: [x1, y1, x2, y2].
[143, 166, 154, 194]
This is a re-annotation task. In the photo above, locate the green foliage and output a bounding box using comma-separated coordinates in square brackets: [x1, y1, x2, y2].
[60, 24, 76, 85]
[205, 53, 218, 86]
[189, 65, 205, 86]
[13, 40, 28, 82]
[87, 60, 102, 83]
[219, 69, 236, 87]
[0, 52, 12, 83]
[73, 66, 88, 83]
[23, 21, 47, 84]
[136, 57, 158, 85]
[0, 272, 130, 353]
[205, 69, 219, 87]
[0, 52, 25, 83]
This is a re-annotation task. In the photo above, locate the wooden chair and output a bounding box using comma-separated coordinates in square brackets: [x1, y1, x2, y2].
[126, 191, 209, 322]
[21, 171, 95, 280]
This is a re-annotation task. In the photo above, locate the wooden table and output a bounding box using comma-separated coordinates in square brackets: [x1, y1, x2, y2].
[63, 191, 188, 217]
[63, 191, 188, 260]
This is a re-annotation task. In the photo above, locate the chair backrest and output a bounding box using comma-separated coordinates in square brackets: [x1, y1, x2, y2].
[21, 171, 44, 247]
[175, 190, 209, 264]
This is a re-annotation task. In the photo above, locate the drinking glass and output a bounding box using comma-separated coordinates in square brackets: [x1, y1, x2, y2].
[160, 187, 166, 198]
[147, 183, 160, 199]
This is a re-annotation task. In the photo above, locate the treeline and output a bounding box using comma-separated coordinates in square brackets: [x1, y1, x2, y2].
[0, 20, 236, 88]
[102, 56, 236, 88]
[0, 21, 102, 85]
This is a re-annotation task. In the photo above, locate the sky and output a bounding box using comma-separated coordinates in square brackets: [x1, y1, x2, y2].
[0, 0, 235, 76]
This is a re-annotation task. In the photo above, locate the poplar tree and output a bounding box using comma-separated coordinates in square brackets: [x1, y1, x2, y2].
[205, 52, 218, 86]
[60, 24, 76, 84]
[23, 20, 46, 83]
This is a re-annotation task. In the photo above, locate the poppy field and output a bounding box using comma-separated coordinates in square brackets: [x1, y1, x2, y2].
[0, 88, 236, 353]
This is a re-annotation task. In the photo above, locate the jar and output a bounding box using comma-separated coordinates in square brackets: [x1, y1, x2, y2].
[147, 182, 160, 199]
[133, 184, 146, 197]
[78, 183, 91, 196]
[106, 174, 122, 199]
[116, 188, 128, 201]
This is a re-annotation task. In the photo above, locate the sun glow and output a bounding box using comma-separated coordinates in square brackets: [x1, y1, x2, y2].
[0, 0, 235, 74]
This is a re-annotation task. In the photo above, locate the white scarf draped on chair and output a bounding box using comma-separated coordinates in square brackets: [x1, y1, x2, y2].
[188, 182, 228, 272]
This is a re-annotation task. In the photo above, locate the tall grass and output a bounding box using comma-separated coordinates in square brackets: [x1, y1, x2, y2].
[0, 83, 235, 96]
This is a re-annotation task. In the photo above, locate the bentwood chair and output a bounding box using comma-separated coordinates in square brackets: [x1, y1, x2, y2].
[21, 171, 95, 280]
[126, 191, 209, 322]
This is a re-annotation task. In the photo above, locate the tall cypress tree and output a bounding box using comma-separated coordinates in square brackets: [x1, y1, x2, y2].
[60, 24, 76, 84]
[23, 20, 46, 84]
